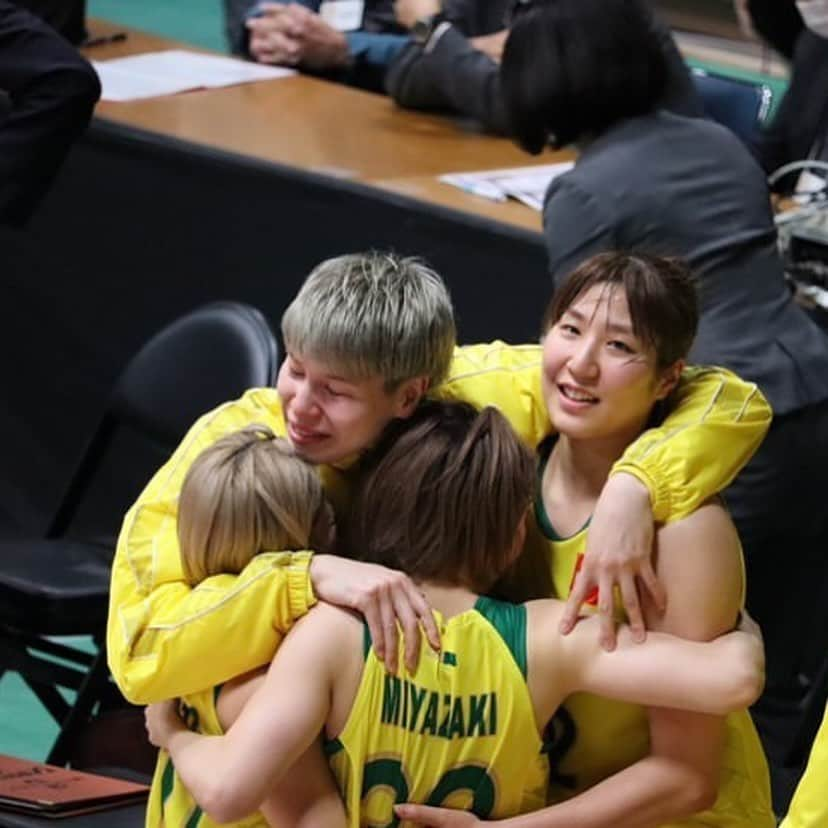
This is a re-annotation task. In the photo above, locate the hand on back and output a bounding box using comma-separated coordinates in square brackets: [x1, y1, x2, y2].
[559, 472, 666, 650]
[145, 699, 183, 749]
[310, 554, 441, 674]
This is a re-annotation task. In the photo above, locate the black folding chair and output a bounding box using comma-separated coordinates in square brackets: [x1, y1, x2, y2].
[0, 302, 278, 766]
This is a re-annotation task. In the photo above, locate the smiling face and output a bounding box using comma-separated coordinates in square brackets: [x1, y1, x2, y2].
[542, 283, 679, 445]
[276, 352, 426, 465]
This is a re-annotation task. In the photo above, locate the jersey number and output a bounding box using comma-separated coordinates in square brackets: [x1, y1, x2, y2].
[362, 757, 496, 827]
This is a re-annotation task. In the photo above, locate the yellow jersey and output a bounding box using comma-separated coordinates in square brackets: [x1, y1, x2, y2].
[108, 343, 770, 828]
[328, 597, 548, 826]
[145, 686, 266, 828]
[535, 443, 775, 828]
[780, 703, 828, 828]
[110, 345, 769, 706]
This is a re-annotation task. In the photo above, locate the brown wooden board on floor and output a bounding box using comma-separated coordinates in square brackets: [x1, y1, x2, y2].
[0, 756, 147, 819]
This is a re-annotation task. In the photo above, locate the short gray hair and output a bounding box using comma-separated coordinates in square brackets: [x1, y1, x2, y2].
[281, 252, 456, 389]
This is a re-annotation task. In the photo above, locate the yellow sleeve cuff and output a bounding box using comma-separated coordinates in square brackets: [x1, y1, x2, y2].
[610, 462, 671, 524]
[286, 550, 317, 620]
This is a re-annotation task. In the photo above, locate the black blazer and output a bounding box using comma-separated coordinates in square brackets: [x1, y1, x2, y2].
[0, 0, 99, 225]
[385, 1, 701, 134]
[543, 110, 828, 415]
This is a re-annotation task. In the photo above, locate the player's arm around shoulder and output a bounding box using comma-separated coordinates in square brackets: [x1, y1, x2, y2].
[652, 497, 744, 636]
[642, 497, 746, 814]
[170, 603, 359, 824]
[107, 388, 305, 703]
[613, 366, 771, 524]
[526, 583, 762, 725]
[524, 599, 575, 728]
[439, 342, 550, 445]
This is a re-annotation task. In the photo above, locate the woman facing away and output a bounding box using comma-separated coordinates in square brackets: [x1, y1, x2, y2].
[146, 253, 768, 828]
[500, 0, 828, 721]
[120, 251, 771, 828]
[145, 424, 346, 828]
[398, 253, 775, 828]
[146, 397, 763, 827]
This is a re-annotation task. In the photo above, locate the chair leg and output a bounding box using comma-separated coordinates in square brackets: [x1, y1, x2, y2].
[22, 676, 71, 725]
[47, 651, 110, 766]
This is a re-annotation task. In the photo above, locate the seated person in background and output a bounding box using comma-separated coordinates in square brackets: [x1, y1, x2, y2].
[145, 400, 765, 826]
[0, 0, 100, 226]
[109, 252, 770, 828]
[385, 0, 701, 134]
[501, 0, 828, 729]
[145, 424, 346, 827]
[399, 253, 774, 828]
[780, 702, 828, 828]
[224, 0, 410, 91]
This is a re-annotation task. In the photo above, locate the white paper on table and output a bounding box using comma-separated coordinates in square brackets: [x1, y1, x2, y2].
[319, 0, 365, 31]
[440, 161, 575, 210]
[93, 50, 296, 102]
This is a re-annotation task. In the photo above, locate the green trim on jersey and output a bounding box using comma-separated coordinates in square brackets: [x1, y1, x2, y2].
[473, 596, 528, 679]
[160, 755, 175, 804]
[325, 736, 345, 757]
[534, 435, 590, 541]
[364, 596, 528, 677]
[327, 624, 371, 760]
[185, 806, 204, 828]
[363, 622, 372, 659]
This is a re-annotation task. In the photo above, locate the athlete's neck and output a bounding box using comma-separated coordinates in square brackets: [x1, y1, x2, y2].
[418, 582, 478, 620]
[542, 434, 633, 535]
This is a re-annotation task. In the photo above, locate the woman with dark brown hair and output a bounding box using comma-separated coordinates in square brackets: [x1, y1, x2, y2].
[145, 393, 764, 828]
[500, 0, 828, 793]
[398, 253, 775, 828]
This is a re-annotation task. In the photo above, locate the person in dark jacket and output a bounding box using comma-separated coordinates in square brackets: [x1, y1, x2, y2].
[386, 0, 701, 134]
[500, 0, 828, 772]
[0, 0, 100, 226]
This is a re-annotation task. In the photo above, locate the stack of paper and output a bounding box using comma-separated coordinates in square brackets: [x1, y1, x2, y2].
[93, 50, 296, 102]
[440, 161, 575, 210]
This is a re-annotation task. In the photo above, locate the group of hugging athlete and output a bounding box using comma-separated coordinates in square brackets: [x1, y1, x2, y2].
[89, 0, 828, 822]
[107, 245, 814, 828]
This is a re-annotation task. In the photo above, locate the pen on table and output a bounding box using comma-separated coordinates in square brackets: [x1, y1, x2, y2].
[454, 179, 507, 203]
[84, 32, 128, 48]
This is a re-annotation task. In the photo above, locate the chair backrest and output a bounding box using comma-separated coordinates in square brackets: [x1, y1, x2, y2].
[110, 302, 278, 445]
[691, 68, 773, 148]
[48, 302, 278, 537]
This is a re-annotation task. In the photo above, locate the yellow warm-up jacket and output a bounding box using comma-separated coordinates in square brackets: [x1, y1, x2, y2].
[108, 342, 771, 704]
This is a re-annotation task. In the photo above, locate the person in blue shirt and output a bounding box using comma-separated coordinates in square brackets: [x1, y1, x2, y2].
[223, 0, 409, 91]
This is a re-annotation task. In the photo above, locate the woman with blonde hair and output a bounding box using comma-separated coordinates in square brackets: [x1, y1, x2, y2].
[176, 424, 329, 586]
[146, 424, 344, 828]
[146, 400, 764, 828]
